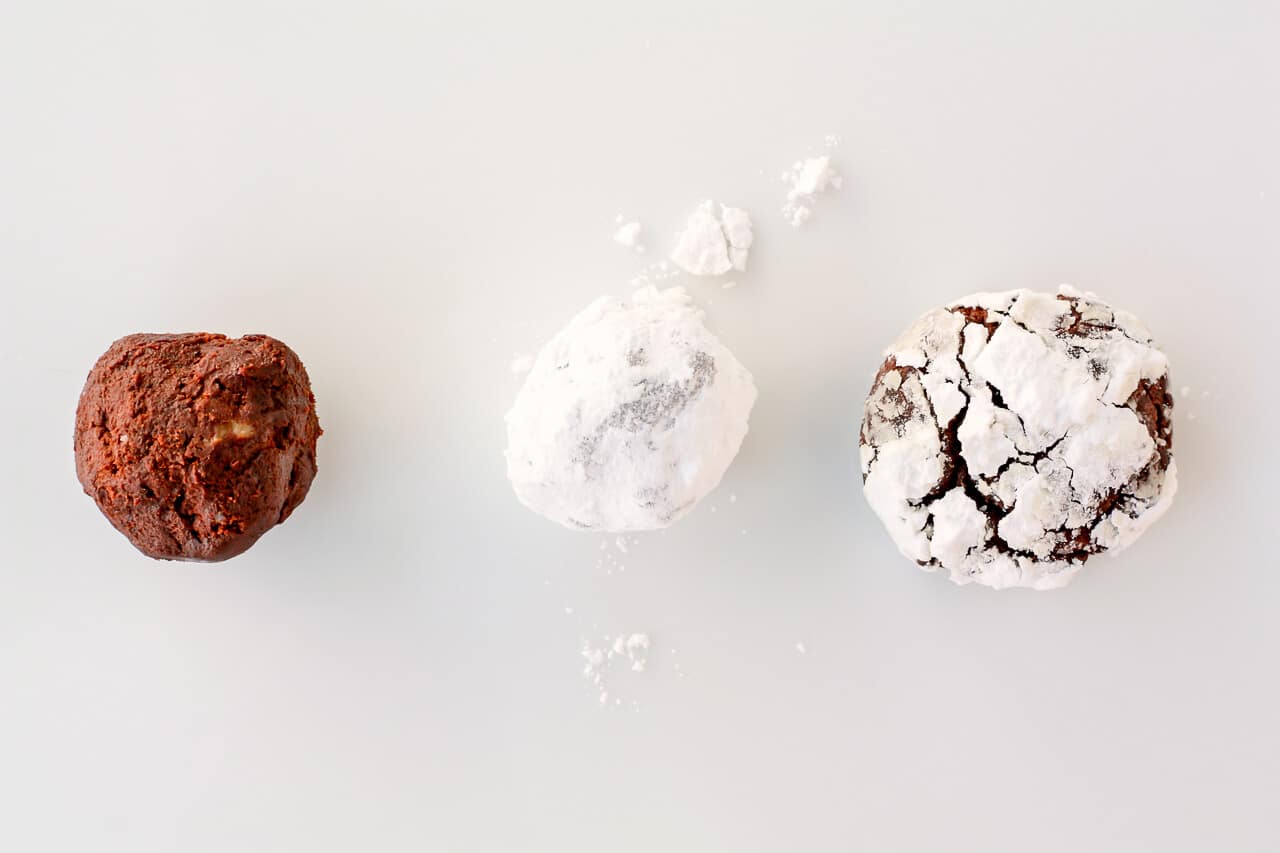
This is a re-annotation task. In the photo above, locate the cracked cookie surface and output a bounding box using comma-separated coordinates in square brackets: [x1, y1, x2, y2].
[75, 333, 321, 561]
[506, 286, 756, 531]
[860, 287, 1176, 590]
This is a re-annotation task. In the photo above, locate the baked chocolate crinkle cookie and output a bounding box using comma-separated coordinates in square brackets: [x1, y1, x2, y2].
[75, 333, 321, 561]
[860, 286, 1176, 590]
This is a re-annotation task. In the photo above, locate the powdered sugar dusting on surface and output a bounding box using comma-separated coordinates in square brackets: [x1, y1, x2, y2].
[595, 534, 641, 574]
[1178, 385, 1212, 421]
[581, 632, 651, 707]
[861, 286, 1176, 590]
[628, 259, 682, 289]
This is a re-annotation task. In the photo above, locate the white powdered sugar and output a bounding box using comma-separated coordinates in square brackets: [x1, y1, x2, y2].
[581, 632, 651, 706]
[860, 286, 1177, 590]
[782, 155, 842, 226]
[613, 220, 644, 252]
[506, 285, 756, 531]
[628, 259, 681, 289]
[670, 200, 754, 276]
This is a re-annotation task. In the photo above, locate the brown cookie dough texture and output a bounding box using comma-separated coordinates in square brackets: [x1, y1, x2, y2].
[860, 287, 1176, 590]
[75, 333, 321, 561]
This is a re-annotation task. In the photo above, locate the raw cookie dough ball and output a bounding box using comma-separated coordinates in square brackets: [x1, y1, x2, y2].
[506, 286, 756, 531]
[75, 333, 322, 561]
[860, 287, 1176, 590]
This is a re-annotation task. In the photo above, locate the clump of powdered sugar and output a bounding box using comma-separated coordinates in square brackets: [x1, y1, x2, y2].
[860, 286, 1177, 591]
[613, 219, 645, 252]
[781, 155, 842, 226]
[581, 632, 651, 706]
[506, 285, 756, 531]
[670, 200, 754, 276]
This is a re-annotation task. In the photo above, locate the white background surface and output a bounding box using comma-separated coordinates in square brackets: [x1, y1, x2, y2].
[2, 2, 1278, 850]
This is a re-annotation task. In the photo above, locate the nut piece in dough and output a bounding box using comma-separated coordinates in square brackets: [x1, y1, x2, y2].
[506, 286, 756, 531]
[860, 287, 1176, 590]
[74, 333, 322, 561]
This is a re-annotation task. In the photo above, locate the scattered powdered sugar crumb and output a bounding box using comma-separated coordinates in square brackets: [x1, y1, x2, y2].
[823, 133, 841, 148]
[1180, 386, 1210, 421]
[601, 535, 641, 569]
[628, 259, 682, 288]
[781, 154, 842, 227]
[581, 632, 652, 706]
[613, 220, 645, 253]
[595, 542, 629, 574]
[618, 633, 650, 671]
[509, 353, 533, 375]
[668, 648, 686, 678]
[729, 492, 737, 503]
[670, 200, 754, 276]
[721, 280, 737, 290]
[795, 641, 807, 654]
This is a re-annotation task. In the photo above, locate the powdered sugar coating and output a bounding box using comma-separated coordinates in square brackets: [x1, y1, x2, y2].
[507, 286, 756, 531]
[860, 287, 1176, 590]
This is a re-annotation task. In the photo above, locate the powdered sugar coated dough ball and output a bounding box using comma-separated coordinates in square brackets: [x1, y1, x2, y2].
[506, 286, 756, 531]
[860, 287, 1176, 590]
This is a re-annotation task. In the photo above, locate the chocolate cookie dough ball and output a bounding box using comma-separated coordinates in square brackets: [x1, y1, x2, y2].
[860, 287, 1176, 590]
[75, 333, 321, 561]
[506, 286, 756, 531]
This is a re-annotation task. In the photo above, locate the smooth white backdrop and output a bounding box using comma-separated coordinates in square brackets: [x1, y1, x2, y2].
[2, 2, 1277, 851]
